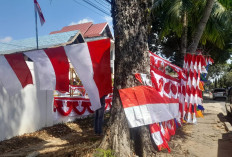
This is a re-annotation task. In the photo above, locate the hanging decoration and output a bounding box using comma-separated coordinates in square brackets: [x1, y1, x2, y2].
[53, 95, 112, 116]
[123, 51, 214, 152]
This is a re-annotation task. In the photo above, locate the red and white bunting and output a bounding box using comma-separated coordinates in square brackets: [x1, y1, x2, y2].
[0, 54, 33, 95]
[181, 53, 211, 123]
[53, 96, 112, 116]
[151, 67, 180, 99]
[69, 85, 86, 96]
[150, 51, 183, 74]
[25, 47, 70, 92]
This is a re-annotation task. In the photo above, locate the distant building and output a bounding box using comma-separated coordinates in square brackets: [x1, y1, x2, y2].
[0, 21, 115, 74]
[0, 30, 84, 55]
[50, 22, 115, 73]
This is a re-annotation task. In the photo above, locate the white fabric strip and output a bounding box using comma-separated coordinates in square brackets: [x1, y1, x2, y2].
[0, 56, 22, 95]
[151, 132, 163, 145]
[124, 103, 179, 128]
[25, 50, 56, 90]
[64, 43, 101, 110]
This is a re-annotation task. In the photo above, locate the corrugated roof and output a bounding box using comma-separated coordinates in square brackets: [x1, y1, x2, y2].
[50, 22, 93, 35]
[0, 30, 80, 54]
[84, 22, 107, 38]
[49, 22, 112, 39]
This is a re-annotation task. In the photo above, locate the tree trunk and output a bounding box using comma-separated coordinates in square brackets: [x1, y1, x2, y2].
[180, 11, 188, 55]
[188, 0, 214, 54]
[100, 0, 155, 156]
[179, 11, 188, 66]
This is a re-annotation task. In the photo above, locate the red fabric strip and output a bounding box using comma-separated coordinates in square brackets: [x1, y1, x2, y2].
[87, 39, 112, 97]
[44, 47, 69, 92]
[4, 53, 33, 88]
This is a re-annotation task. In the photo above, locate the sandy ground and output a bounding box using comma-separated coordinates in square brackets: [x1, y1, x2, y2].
[156, 95, 232, 157]
[0, 95, 232, 157]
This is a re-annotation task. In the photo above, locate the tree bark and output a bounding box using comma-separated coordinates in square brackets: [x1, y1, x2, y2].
[100, 0, 155, 156]
[179, 11, 188, 66]
[188, 0, 214, 54]
[180, 11, 188, 55]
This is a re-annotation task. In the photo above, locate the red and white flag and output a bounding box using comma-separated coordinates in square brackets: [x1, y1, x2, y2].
[0, 54, 33, 95]
[150, 123, 171, 152]
[25, 47, 70, 92]
[208, 57, 214, 65]
[64, 39, 112, 110]
[119, 86, 179, 128]
[86, 39, 112, 98]
[34, 0, 45, 26]
[24, 39, 111, 111]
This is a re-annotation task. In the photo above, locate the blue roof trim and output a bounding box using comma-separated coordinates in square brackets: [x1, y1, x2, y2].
[0, 30, 79, 54]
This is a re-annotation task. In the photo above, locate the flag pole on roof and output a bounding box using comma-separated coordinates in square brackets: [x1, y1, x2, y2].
[34, 0, 45, 49]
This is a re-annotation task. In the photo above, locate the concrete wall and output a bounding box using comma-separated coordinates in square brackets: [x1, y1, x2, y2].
[0, 62, 54, 141]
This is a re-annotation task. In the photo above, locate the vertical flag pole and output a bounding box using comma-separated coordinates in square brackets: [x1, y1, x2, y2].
[34, 3, 39, 49]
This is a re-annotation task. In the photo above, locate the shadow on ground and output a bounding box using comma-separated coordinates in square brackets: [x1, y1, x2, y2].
[217, 113, 232, 157]
[0, 113, 111, 157]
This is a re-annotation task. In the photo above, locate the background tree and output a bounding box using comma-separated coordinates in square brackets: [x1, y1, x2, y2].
[214, 79, 218, 88]
[150, 0, 232, 65]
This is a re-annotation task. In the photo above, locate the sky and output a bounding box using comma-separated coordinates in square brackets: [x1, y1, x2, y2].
[0, 0, 112, 42]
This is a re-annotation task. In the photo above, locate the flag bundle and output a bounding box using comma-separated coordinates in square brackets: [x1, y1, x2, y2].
[0, 39, 112, 111]
[149, 123, 171, 152]
[182, 53, 213, 123]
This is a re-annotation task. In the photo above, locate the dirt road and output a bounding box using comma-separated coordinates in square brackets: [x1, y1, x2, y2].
[1, 95, 232, 156]
[156, 96, 232, 157]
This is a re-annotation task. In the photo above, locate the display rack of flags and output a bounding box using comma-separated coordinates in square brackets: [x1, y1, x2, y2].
[119, 51, 214, 152]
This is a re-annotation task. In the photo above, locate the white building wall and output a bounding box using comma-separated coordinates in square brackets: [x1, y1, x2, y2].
[0, 62, 54, 141]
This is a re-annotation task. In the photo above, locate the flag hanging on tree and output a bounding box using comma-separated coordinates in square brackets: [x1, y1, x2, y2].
[34, 0, 45, 26]
[119, 85, 179, 128]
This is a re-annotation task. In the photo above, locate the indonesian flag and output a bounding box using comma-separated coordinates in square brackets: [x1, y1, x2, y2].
[25, 39, 111, 111]
[64, 39, 112, 110]
[160, 122, 171, 142]
[87, 39, 112, 97]
[150, 123, 171, 152]
[208, 57, 214, 65]
[119, 86, 179, 128]
[166, 120, 176, 136]
[0, 53, 33, 95]
[34, 0, 45, 26]
[25, 47, 70, 92]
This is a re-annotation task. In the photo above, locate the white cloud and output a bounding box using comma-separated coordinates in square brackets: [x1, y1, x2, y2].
[104, 16, 112, 25]
[69, 18, 94, 26]
[103, 16, 114, 36]
[0, 36, 13, 43]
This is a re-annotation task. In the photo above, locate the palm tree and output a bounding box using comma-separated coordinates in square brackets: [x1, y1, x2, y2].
[151, 0, 232, 63]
